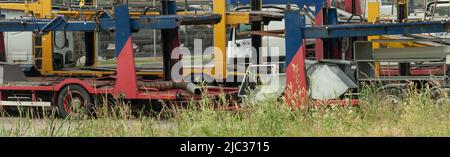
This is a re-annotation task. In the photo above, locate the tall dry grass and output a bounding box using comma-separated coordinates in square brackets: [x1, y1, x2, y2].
[0, 83, 449, 137]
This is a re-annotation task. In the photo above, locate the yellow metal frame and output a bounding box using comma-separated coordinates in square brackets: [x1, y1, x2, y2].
[213, 0, 227, 80]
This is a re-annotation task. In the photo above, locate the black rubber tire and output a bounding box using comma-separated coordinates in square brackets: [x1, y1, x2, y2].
[430, 86, 450, 100]
[57, 85, 95, 118]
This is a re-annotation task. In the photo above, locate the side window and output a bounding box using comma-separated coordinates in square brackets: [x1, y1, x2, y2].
[235, 24, 251, 40]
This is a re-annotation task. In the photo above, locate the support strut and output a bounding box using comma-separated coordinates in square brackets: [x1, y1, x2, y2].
[251, 0, 262, 65]
[161, 0, 181, 81]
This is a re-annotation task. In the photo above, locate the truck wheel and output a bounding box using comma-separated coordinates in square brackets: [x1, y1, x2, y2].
[379, 84, 406, 108]
[57, 85, 95, 118]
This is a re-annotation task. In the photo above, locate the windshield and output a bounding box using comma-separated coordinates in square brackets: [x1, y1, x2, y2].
[236, 24, 251, 40]
[434, 5, 450, 17]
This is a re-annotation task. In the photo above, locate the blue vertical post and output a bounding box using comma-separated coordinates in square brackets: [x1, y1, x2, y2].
[161, 0, 181, 81]
[285, 10, 304, 68]
[327, 8, 338, 25]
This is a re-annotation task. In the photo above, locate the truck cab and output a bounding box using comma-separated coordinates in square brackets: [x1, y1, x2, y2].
[424, 0, 450, 20]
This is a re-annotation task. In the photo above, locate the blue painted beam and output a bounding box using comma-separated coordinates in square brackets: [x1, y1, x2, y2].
[227, 0, 325, 15]
[0, 17, 175, 32]
[0, 14, 221, 32]
[228, 0, 319, 6]
[302, 21, 450, 39]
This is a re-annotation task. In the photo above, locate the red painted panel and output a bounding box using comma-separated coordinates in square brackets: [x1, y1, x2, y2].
[114, 37, 138, 99]
[380, 67, 445, 76]
[285, 45, 308, 108]
[0, 86, 54, 91]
